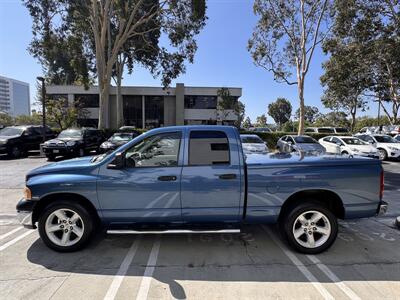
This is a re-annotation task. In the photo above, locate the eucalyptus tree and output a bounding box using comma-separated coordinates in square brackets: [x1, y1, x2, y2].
[25, 0, 207, 129]
[248, 0, 334, 134]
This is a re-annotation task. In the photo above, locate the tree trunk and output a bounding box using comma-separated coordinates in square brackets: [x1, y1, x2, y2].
[116, 74, 123, 128]
[297, 79, 305, 135]
[98, 81, 110, 129]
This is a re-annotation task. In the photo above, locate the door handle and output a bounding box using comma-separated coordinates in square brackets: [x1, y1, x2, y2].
[157, 176, 177, 181]
[218, 174, 237, 180]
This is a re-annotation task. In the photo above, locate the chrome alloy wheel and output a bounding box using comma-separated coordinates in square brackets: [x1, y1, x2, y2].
[45, 209, 84, 247]
[292, 210, 331, 248]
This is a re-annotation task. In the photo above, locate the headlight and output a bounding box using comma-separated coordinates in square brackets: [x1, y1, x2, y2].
[66, 141, 77, 146]
[350, 148, 360, 152]
[0, 139, 6, 145]
[23, 187, 32, 200]
[388, 146, 399, 151]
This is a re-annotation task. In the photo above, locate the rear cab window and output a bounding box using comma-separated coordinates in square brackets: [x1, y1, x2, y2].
[188, 130, 230, 165]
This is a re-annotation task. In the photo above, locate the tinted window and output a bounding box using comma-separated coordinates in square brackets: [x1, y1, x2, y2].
[294, 136, 317, 143]
[189, 131, 230, 165]
[342, 138, 366, 145]
[241, 136, 264, 144]
[335, 127, 349, 133]
[322, 137, 331, 142]
[318, 128, 335, 133]
[305, 128, 315, 133]
[125, 132, 181, 168]
[373, 135, 397, 143]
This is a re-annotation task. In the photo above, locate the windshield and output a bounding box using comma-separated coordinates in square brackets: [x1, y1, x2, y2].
[342, 138, 367, 145]
[294, 136, 317, 144]
[335, 128, 349, 133]
[109, 133, 133, 142]
[58, 129, 82, 138]
[0, 127, 24, 136]
[241, 136, 264, 144]
[374, 135, 398, 143]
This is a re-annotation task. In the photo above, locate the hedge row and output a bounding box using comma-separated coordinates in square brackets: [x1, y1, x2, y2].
[239, 131, 348, 149]
[49, 127, 345, 148]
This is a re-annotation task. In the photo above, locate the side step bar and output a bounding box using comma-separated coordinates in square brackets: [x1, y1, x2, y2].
[107, 229, 241, 235]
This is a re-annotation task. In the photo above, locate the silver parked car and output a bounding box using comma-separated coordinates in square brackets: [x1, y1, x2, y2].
[277, 135, 326, 155]
[240, 134, 269, 154]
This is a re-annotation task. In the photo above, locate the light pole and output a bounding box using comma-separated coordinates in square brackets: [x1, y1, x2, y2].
[36, 76, 46, 144]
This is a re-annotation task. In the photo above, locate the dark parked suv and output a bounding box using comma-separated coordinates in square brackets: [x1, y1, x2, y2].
[42, 128, 104, 160]
[0, 125, 55, 158]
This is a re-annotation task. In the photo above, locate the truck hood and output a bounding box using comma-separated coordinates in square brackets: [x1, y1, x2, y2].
[245, 152, 381, 168]
[26, 156, 96, 179]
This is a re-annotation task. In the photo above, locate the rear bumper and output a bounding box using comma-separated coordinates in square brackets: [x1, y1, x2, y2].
[16, 198, 37, 229]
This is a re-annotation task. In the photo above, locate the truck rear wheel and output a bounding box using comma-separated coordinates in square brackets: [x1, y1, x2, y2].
[38, 201, 94, 252]
[280, 202, 338, 254]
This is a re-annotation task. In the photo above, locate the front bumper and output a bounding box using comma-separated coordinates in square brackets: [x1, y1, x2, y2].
[377, 201, 388, 216]
[16, 198, 37, 229]
[43, 146, 77, 156]
[0, 145, 10, 154]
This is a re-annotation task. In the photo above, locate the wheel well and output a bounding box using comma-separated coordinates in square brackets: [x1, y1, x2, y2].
[32, 193, 100, 224]
[279, 189, 345, 220]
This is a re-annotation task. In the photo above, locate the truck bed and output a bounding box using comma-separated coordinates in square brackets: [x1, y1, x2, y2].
[244, 153, 382, 223]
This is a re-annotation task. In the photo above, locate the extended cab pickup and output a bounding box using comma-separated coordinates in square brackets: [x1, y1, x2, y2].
[17, 126, 387, 253]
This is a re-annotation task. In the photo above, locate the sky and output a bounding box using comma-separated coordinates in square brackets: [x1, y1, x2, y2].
[0, 0, 379, 123]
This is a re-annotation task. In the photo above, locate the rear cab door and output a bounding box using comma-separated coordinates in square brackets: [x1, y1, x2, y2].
[180, 127, 244, 223]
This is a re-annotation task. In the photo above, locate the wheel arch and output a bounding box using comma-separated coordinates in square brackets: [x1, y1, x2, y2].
[278, 189, 345, 221]
[32, 193, 101, 225]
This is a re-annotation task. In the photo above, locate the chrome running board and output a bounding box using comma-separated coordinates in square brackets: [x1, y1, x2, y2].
[107, 229, 241, 235]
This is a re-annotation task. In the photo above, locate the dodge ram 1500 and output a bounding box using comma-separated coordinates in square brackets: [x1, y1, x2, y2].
[17, 126, 387, 254]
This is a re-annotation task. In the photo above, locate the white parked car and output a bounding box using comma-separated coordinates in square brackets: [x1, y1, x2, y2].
[356, 134, 400, 160]
[240, 134, 269, 154]
[318, 136, 379, 159]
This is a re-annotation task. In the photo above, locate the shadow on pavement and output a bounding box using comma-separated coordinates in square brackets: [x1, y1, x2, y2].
[25, 224, 400, 299]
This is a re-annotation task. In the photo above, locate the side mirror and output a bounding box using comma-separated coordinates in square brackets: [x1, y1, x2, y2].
[107, 152, 125, 169]
[287, 141, 293, 145]
[368, 141, 374, 144]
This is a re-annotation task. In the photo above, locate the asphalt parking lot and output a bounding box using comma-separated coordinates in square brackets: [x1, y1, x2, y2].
[0, 154, 399, 300]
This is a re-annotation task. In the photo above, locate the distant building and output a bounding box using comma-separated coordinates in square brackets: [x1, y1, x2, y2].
[46, 83, 242, 129]
[0, 75, 30, 117]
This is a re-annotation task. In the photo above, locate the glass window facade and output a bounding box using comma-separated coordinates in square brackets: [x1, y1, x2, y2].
[123, 95, 143, 128]
[75, 94, 99, 107]
[145, 96, 164, 128]
[184, 95, 217, 109]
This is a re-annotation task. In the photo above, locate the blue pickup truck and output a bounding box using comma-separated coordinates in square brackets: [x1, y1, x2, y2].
[17, 126, 387, 254]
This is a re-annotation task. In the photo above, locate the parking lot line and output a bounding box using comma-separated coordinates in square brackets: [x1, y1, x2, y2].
[0, 230, 35, 251]
[136, 238, 161, 300]
[0, 226, 23, 241]
[262, 226, 335, 300]
[306, 254, 361, 300]
[103, 237, 142, 300]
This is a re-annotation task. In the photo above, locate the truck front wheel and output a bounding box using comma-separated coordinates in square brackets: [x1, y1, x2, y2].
[38, 201, 94, 252]
[281, 202, 338, 254]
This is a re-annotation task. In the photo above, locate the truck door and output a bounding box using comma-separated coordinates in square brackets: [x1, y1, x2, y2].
[97, 131, 183, 224]
[180, 129, 242, 223]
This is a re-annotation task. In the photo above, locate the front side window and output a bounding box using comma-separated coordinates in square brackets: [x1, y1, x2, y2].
[373, 135, 397, 143]
[189, 131, 230, 165]
[125, 132, 181, 168]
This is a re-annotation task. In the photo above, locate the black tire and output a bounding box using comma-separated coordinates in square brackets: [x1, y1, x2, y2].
[9, 146, 22, 158]
[280, 202, 338, 254]
[46, 154, 56, 161]
[378, 148, 388, 161]
[38, 201, 94, 252]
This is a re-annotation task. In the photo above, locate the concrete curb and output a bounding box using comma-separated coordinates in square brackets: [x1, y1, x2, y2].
[396, 216, 400, 229]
